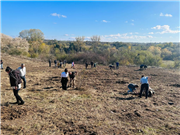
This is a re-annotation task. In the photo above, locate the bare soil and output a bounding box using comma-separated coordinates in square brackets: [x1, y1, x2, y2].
[1, 54, 180, 135]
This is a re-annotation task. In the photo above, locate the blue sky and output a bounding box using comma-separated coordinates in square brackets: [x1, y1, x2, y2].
[1, 1, 179, 42]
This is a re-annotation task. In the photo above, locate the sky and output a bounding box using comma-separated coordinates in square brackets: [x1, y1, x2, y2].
[1, 1, 179, 42]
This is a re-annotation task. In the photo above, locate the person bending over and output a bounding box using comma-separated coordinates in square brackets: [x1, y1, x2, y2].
[69, 71, 77, 88]
[127, 84, 138, 94]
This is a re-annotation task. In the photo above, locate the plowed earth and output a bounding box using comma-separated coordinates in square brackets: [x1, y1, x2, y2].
[1, 54, 180, 135]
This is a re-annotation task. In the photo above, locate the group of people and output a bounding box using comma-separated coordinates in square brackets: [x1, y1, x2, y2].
[127, 75, 152, 99]
[85, 61, 97, 69]
[4, 59, 152, 106]
[49, 59, 67, 68]
[1, 60, 3, 69]
[109, 62, 119, 70]
[5, 64, 26, 105]
[61, 68, 77, 90]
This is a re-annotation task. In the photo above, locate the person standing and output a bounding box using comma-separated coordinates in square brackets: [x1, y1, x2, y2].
[1, 60, 3, 69]
[116, 62, 119, 69]
[54, 60, 57, 67]
[91, 61, 94, 68]
[5, 66, 24, 105]
[64, 60, 66, 67]
[49, 59, 51, 67]
[94, 63, 97, 68]
[71, 61, 75, 69]
[139, 75, 150, 99]
[61, 68, 69, 90]
[17, 63, 26, 89]
[85, 62, 88, 69]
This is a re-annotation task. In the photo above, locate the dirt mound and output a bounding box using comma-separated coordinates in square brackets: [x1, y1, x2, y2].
[1, 106, 29, 120]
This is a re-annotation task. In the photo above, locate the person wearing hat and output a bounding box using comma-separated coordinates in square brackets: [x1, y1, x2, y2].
[5, 66, 24, 105]
[61, 68, 69, 90]
[17, 63, 26, 89]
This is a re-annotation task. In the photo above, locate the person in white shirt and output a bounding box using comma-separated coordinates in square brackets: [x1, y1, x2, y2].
[61, 68, 69, 90]
[139, 75, 150, 99]
[17, 63, 26, 89]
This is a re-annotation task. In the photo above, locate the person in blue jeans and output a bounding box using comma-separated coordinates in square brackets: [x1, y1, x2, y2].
[116, 62, 119, 69]
[127, 84, 138, 94]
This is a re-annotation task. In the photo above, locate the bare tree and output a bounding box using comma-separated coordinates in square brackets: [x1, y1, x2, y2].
[90, 35, 101, 52]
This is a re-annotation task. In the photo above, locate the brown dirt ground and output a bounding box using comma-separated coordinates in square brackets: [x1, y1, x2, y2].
[1, 53, 180, 135]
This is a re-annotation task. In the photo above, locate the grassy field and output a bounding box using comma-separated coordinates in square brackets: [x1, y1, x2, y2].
[161, 60, 175, 68]
[1, 54, 180, 135]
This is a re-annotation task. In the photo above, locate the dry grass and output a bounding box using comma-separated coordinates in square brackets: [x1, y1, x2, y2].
[1, 53, 180, 135]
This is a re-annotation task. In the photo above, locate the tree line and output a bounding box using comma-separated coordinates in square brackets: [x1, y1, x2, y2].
[3, 29, 180, 68]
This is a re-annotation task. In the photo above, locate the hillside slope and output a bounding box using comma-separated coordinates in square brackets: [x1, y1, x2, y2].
[1, 53, 180, 135]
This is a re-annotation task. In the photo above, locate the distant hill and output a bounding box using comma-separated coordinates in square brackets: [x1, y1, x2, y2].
[1, 33, 29, 52]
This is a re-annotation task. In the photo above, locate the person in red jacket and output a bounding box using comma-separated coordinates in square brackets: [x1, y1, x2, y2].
[5, 66, 24, 105]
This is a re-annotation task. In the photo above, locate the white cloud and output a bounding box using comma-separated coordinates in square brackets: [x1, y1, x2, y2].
[164, 14, 172, 17]
[148, 32, 154, 34]
[125, 21, 128, 23]
[101, 33, 153, 41]
[135, 32, 139, 34]
[131, 23, 134, 26]
[51, 13, 60, 17]
[102, 20, 109, 23]
[51, 13, 67, 18]
[64, 34, 69, 36]
[68, 37, 76, 40]
[152, 25, 179, 34]
[84, 37, 91, 41]
[61, 15, 67, 18]
[160, 13, 163, 16]
[132, 20, 134, 22]
[159, 13, 172, 17]
[129, 32, 133, 35]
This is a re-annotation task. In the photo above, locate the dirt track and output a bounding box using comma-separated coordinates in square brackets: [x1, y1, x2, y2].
[1, 54, 180, 135]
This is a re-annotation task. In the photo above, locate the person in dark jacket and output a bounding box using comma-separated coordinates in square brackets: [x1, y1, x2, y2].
[54, 60, 57, 67]
[91, 61, 94, 68]
[5, 66, 24, 105]
[49, 59, 51, 67]
[85, 62, 88, 69]
[127, 84, 138, 94]
[140, 64, 144, 69]
[116, 62, 119, 69]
